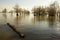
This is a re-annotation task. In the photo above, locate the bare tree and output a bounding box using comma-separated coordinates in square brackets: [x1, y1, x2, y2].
[32, 6, 46, 16]
[13, 4, 20, 16]
[48, 1, 57, 16]
[2, 8, 7, 13]
[23, 9, 30, 15]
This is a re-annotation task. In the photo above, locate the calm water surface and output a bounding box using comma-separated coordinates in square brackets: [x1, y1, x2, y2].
[0, 13, 60, 40]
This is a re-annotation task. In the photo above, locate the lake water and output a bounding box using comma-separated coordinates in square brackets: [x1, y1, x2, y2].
[0, 13, 60, 40]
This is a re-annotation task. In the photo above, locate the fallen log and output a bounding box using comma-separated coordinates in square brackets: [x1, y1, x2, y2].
[7, 23, 25, 38]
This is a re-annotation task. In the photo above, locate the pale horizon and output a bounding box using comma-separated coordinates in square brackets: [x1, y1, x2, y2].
[0, 0, 60, 11]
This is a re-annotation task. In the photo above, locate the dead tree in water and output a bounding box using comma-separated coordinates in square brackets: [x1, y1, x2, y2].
[13, 5, 19, 16]
[13, 4, 23, 16]
[2, 8, 7, 13]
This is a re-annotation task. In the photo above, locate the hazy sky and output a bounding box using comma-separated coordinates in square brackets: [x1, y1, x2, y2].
[0, 0, 60, 11]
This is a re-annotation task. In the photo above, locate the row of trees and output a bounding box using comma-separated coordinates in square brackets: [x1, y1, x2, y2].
[1, 1, 60, 16]
[2, 4, 30, 16]
[32, 7, 46, 16]
[32, 1, 59, 16]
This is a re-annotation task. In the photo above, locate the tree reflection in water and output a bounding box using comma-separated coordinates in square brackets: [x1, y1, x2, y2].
[2, 13, 7, 23]
[48, 16, 55, 27]
[14, 15, 22, 26]
[3, 13, 7, 19]
[32, 16, 47, 23]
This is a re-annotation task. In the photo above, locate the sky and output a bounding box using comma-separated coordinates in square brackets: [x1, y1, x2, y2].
[0, 0, 60, 11]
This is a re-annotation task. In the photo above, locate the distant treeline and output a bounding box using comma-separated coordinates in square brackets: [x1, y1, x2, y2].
[32, 1, 59, 16]
[1, 4, 30, 15]
[1, 1, 60, 16]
